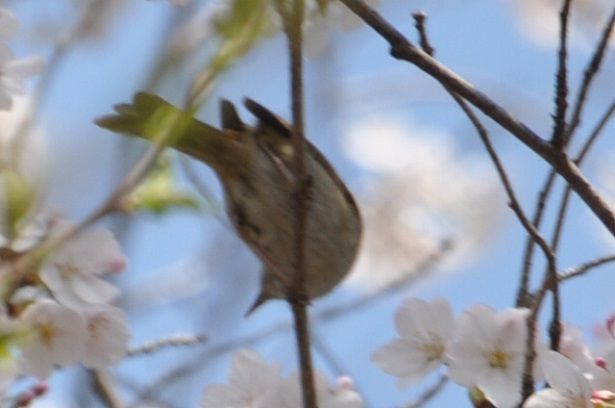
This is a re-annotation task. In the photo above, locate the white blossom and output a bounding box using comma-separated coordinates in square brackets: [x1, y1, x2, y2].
[447, 305, 531, 408]
[268, 372, 363, 408]
[559, 324, 615, 392]
[524, 350, 592, 408]
[19, 299, 86, 379]
[40, 226, 125, 308]
[202, 349, 363, 408]
[81, 305, 130, 369]
[372, 298, 453, 387]
[201, 349, 280, 408]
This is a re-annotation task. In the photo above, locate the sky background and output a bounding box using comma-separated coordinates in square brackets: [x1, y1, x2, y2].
[3, 0, 615, 407]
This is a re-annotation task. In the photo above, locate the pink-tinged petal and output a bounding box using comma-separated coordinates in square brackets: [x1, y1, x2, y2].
[497, 308, 529, 354]
[523, 389, 571, 408]
[456, 305, 497, 349]
[540, 351, 591, 400]
[429, 298, 454, 339]
[228, 349, 279, 397]
[372, 339, 442, 387]
[201, 384, 245, 407]
[70, 273, 119, 305]
[478, 369, 522, 408]
[395, 298, 425, 338]
[82, 306, 130, 368]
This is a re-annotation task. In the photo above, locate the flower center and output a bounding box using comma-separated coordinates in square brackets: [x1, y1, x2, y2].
[38, 323, 55, 347]
[421, 342, 444, 361]
[488, 348, 510, 369]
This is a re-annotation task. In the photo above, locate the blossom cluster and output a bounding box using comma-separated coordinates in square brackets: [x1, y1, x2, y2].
[0, 215, 131, 385]
[0, 7, 129, 397]
[201, 349, 363, 408]
[373, 298, 615, 408]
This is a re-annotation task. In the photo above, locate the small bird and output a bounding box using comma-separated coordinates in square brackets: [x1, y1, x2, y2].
[96, 93, 362, 314]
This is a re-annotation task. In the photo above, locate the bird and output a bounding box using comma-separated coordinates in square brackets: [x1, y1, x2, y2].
[96, 92, 362, 314]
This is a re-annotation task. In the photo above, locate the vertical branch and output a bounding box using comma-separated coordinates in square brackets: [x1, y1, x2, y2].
[550, 0, 571, 149]
[275, 0, 318, 407]
[516, 4, 615, 309]
[516, 171, 557, 308]
[411, 12, 558, 402]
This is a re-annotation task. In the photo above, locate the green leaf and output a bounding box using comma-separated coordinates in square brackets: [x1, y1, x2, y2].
[191, 0, 273, 100]
[125, 155, 201, 215]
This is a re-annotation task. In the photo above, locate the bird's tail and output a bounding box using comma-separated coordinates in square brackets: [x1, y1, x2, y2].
[95, 92, 244, 170]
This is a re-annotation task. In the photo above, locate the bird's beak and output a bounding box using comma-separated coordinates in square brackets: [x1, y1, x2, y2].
[244, 292, 268, 317]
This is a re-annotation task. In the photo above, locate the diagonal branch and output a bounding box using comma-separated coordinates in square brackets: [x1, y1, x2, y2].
[338, 0, 615, 238]
[567, 5, 615, 140]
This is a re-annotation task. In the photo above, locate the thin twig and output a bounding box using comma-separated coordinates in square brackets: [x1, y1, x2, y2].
[319, 239, 451, 321]
[127, 333, 208, 357]
[411, 12, 558, 402]
[3, 100, 195, 300]
[547, 98, 615, 270]
[516, 170, 557, 308]
[559, 254, 615, 281]
[550, 0, 571, 150]
[519, 7, 615, 306]
[566, 5, 615, 141]
[133, 241, 450, 402]
[402, 374, 449, 408]
[91, 370, 125, 408]
[337, 0, 615, 238]
[411, 13, 554, 272]
[575, 98, 615, 164]
[8, 0, 108, 167]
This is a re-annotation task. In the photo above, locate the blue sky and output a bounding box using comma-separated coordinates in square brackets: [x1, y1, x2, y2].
[6, 0, 615, 406]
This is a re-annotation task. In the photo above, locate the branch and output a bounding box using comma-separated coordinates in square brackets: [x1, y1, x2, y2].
[402, 374, 449, 408]
[338, 0, 615, 238]
[567, 5, 615, 140]
[559, 254, 615, 281]
[516, 9, 615, 306]
[550, 0, 571, 150]
[91, 370, 125, 408]
[410, 13, 555, 276]
[274, 1, 317, 407]
[127, 333, 208, 357]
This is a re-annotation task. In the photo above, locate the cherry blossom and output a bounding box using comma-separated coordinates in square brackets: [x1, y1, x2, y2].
[372, 297, 453, 387]
[201, 349, 280, 408]
[524, 350, 592, 408]
[40, 225, 126, 308]
[269, 372, 363, 408]
[81, 305, 130, 369]
[447, 305, 531, 408]
[19, 299, 86, 379]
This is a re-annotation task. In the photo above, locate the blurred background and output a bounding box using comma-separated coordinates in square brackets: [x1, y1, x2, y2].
[3, 0, 615, 406]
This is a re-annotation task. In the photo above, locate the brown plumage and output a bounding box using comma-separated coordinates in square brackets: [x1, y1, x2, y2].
[96, 92, 362, 314]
